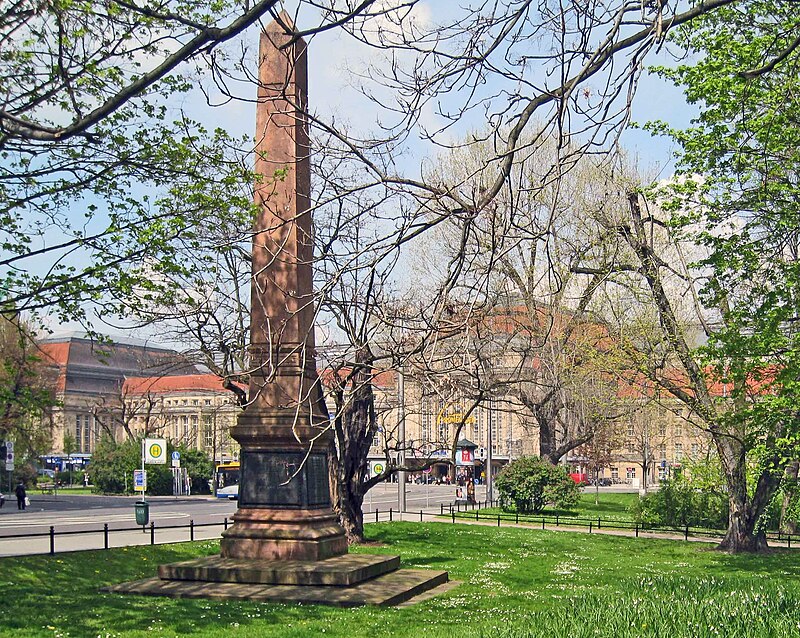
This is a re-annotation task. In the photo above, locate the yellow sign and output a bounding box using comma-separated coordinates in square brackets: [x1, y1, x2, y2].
[436, 410, 476, 426]
[144, 438, 167, 464]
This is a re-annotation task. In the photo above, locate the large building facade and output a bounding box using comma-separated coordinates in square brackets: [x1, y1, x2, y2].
[39, 334, 239, 461]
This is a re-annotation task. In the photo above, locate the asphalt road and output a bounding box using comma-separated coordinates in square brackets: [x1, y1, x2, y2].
[0, 483, 482, 552]
[0, 483, 638, 556]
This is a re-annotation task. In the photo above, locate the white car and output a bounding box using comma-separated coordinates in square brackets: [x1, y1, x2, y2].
[216, 484, 239, 500]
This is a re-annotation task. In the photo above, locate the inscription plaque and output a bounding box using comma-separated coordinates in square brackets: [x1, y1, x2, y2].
[240, 450, 330, 509]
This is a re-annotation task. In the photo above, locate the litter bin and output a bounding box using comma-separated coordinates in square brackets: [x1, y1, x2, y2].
[134, 500, 149, 526]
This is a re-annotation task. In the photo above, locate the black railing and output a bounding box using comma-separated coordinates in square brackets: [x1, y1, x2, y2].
[4, 504, 797, 556]
[440, 502, 799, 547]
[0, 517, 232, 556]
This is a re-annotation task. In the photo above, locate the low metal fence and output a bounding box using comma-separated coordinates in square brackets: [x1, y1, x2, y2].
[0, 517, 234, 555]
[3, 503, 797, 556]
[440, 500, 800, 547]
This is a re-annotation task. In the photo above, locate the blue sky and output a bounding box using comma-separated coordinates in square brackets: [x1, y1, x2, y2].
[34, 3, 701, 343]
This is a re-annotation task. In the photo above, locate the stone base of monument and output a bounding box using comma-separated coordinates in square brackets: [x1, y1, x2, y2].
[103, 553, 452, 607]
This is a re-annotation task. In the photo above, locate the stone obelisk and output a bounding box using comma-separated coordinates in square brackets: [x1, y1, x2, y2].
[220, 13, 347, 561]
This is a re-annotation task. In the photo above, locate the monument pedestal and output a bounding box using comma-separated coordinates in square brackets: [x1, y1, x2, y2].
[220, 508, 348, 560]
[104, 553, 453, 607]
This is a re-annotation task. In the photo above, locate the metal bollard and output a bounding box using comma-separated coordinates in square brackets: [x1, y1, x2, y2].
[376, 509, 379, 523]
[635, 524, 639, 538]
[556, 515, 559, 527]
[542, 517, 545, 530]
[497, 514, 500, 527]
[589, 521, 593, 534]
[389, 507, 393, 522]
[684, 525, 689, 541]
[49, 526, 55, 555]
[104, 523, 109, 550]
[452, 510, 455, 524]
[598, 516, 601, 529]
[420, 510, 423, 522]
[190, 519, 194, 542]
[516, 511, 519, 524]
[150, 521, 155, 545]
[224, 517, 228, 530]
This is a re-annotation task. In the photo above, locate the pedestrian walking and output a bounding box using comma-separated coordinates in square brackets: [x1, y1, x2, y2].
[15, 481, 26, 510]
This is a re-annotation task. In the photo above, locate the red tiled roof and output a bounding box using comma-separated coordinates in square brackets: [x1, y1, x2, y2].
[123, 374, 235, 395]
[37, 342, 70, 393]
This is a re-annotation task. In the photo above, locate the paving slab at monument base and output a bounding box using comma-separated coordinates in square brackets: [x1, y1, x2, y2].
[103, 553, 451, 607]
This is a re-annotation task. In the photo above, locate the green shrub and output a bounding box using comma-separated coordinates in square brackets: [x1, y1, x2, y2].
[89, 436, 212, 495]
[633, 475, 728, 529]
[495, 456, 580, 513]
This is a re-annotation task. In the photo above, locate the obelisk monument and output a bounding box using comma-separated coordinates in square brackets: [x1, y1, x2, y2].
[220, 13, 347, 561]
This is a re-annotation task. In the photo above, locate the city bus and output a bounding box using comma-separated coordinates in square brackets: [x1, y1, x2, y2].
[214, 461, 240, 499]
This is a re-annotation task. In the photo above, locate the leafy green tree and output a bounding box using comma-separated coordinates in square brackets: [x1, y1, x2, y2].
[495, 456, 580, 514]
[644, 1, 800, 552]
[0, 316, 56, 463]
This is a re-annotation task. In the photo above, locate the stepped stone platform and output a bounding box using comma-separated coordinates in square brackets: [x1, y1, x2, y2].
[104, 553, 451, 607]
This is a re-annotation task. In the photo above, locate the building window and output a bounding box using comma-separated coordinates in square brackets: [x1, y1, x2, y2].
[674, 443, 683, 460]
[627, 440, 635, 453]
[674, 424, 682, 436]
[660, 445, 667, 460]
[83, 415, 91, 453]
[626, 467, 636, 480]
[691, 443, 699, 457]
[489, 401, 502, 448]
[658, 423, 666, 437]
[627, 424, 635, 437]
[74, 415, 82, 452]
[611, 467, 619, 480]
[421, 398, 432, 443]
[192, 399, 199, 406]
[189, 415, 198, 447]
[203, 416, 213, 448]
[205, 399, 212, 406]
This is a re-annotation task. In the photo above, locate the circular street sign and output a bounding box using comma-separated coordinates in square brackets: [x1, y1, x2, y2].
[171, 451, 181, 460]
[148, 442, 163, 459]
[373, 463, 384, 475]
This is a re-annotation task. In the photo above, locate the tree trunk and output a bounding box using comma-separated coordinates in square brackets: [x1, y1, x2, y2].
[715, 438, 778, 553]
[339, 480, 366, 543]
[780, 460, 799, 534]
[328, 347, 377, 545]
[717, 494, 769, 553]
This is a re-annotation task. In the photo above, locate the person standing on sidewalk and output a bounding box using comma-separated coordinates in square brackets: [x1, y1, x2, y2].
[15, 481, 26, 510]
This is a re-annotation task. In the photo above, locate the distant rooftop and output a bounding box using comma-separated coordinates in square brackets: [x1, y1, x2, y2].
[38, 330, 176, 351]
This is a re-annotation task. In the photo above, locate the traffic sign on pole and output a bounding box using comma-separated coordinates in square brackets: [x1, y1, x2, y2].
[5, 441, 14, 471]
[134, 469, 147, 492]
[144, 439, 167, 464]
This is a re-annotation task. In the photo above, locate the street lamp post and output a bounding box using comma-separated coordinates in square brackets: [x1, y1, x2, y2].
[398, 368, 407, 513]
[486, 407, 493, 503]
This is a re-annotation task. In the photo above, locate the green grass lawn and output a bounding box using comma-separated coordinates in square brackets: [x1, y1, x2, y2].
[470, 491, 640, 522]
[3, 521, 800, 637]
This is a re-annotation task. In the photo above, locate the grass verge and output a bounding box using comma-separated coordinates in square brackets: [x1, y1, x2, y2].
[2, 521, 800, 637]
